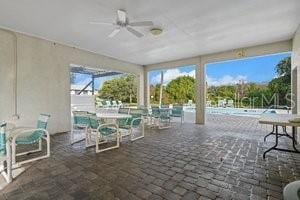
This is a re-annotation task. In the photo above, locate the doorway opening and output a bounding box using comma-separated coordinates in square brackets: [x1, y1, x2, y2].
[205, 52, 291, 118]
[70, 64, 138, 114]
[148, 65, 196, 123]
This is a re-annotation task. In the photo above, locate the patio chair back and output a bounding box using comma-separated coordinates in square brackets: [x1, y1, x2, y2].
[37, 114, 50, 129]
[101, 100, 107, 107]
[106, 101, 112, 107]
[89, 117, 100, 129]
[151, 106, 160, 118]
[171, 106, 183, 117]
[129, 109, 143, 128]
[138, 106, 149, 116]
[159, 109, 170, 120]
[0, 123, 7, 156]
[34, 114, 51, 136]
[74, 114, 90, 127]
[117, 108, 130, 127]
[112, 101, 118, 107]
[118, 108, 130, 114]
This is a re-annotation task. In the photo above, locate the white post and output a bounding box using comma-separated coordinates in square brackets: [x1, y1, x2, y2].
[292, 25, 300, 142]
[159, 71, 164, 107]
[195, 58, 205, 124]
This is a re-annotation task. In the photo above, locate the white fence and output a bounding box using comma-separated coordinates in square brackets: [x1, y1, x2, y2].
[71, 95, 95, 113]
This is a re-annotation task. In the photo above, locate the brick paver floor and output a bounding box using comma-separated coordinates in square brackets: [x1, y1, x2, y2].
[1, 114, 300, 200]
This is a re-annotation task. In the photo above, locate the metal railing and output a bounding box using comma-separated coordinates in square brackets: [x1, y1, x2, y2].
[262, 105, 291, 114]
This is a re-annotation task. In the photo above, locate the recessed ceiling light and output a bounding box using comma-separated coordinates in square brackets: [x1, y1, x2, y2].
[150, 28, 163, 36]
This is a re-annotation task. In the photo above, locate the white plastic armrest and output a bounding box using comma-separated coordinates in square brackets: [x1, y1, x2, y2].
[98, 123, 118, 129]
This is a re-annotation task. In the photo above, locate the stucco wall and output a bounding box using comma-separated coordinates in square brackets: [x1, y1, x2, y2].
[0, 28, 143, 134]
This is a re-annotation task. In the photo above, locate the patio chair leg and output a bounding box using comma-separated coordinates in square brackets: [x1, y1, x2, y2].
[131, 123, 145, 142]
[46, 132, 50, 157]
[11, 141, 16, 165]
[71, 126, 87, 145]
[85, 128, 90, 148]
[130, 128, 133, 141]
[96, 132, 120, 153]
[2, 142, 12, 183]
[120, 130, 123, 143]
[38, 139, 42, 151]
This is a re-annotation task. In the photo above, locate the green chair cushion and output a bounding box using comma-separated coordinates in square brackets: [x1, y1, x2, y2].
[16, 114, 50, 145]
[16, 131, 42, 145]
[0, 123, 6, 156]
[99, 127, 117, 136]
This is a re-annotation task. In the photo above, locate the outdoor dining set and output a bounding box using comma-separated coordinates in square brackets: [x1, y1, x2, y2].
[0, 105, 184, 184]
[70, 105, 185, 152]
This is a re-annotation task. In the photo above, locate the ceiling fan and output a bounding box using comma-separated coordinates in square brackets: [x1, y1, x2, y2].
[90, 9, 154, 38]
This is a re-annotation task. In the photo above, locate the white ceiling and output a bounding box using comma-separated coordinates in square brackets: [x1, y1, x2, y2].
[0, 0, 299, 65]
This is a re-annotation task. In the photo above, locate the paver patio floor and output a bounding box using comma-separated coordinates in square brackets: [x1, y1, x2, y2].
[1, 114, 300, 200]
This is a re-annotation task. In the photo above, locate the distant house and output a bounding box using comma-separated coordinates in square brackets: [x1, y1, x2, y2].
[70, 85, 98, 95]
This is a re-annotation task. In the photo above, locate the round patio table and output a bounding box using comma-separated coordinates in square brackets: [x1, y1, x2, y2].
[96, 113, 131, 120]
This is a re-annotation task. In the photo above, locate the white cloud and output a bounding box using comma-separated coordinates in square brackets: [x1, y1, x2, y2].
[150, 69, 247, 87]
[151, 69, 195, 85]
[206, 75, 247, 86]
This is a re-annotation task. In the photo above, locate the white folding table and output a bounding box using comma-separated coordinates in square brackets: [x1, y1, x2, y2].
[259, 114, 300, 159]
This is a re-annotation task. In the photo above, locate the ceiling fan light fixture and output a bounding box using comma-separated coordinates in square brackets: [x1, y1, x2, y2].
[150, 28, 163, 36]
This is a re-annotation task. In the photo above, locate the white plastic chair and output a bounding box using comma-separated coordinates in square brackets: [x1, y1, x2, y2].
[11, 114, 51, 165]
[70, 112, 90, 145]
[0, 123, 12, 183]
[87, 117, 120, 153]
[119, 109, 144, 141]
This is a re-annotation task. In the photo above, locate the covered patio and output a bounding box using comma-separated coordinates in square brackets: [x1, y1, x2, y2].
[1, 115, 299, 199]
[0, 0, 300, 199]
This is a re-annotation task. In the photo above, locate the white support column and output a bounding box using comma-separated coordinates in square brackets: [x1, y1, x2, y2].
[292, 26, 300, 114]
[143, 67, 150, 107]
[159, 71, 164, 107]
[292, 26, 300, 143]
[136, 73, 145, 106]
[195, 57, 205, 124]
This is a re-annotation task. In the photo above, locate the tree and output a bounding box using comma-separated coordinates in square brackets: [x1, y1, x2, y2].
[268, 57, 291, 106]
[150, 84, 170, 105]
[98, 74, 137, 103]
[166, 76, 195, 104]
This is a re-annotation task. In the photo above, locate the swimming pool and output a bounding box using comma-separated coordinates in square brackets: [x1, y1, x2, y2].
[184, 107, 282, 118]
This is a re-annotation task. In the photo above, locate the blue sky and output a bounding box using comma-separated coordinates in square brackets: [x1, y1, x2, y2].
[149, 52, 291, 86]
[72, 52, 291, 89]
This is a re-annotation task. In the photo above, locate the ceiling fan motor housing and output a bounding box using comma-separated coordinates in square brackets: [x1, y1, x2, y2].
[116, 18, 128, 27]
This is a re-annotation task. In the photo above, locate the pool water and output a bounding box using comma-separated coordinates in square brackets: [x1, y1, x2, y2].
[184, 107, 278, 118]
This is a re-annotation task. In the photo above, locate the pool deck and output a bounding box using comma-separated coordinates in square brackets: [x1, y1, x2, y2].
[1, 114, 300, 199]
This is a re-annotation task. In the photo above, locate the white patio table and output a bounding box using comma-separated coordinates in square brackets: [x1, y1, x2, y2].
[259, 114, 300, 159]
[96, 113, 131, 120]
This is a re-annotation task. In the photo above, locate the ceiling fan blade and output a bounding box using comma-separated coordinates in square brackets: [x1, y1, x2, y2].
[129, 21, 154, 27]
[108, 28, 121, 38]
[117, 9, 127, 23]
[126, 27, 143, 38]
[90, 22, 115, 26]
